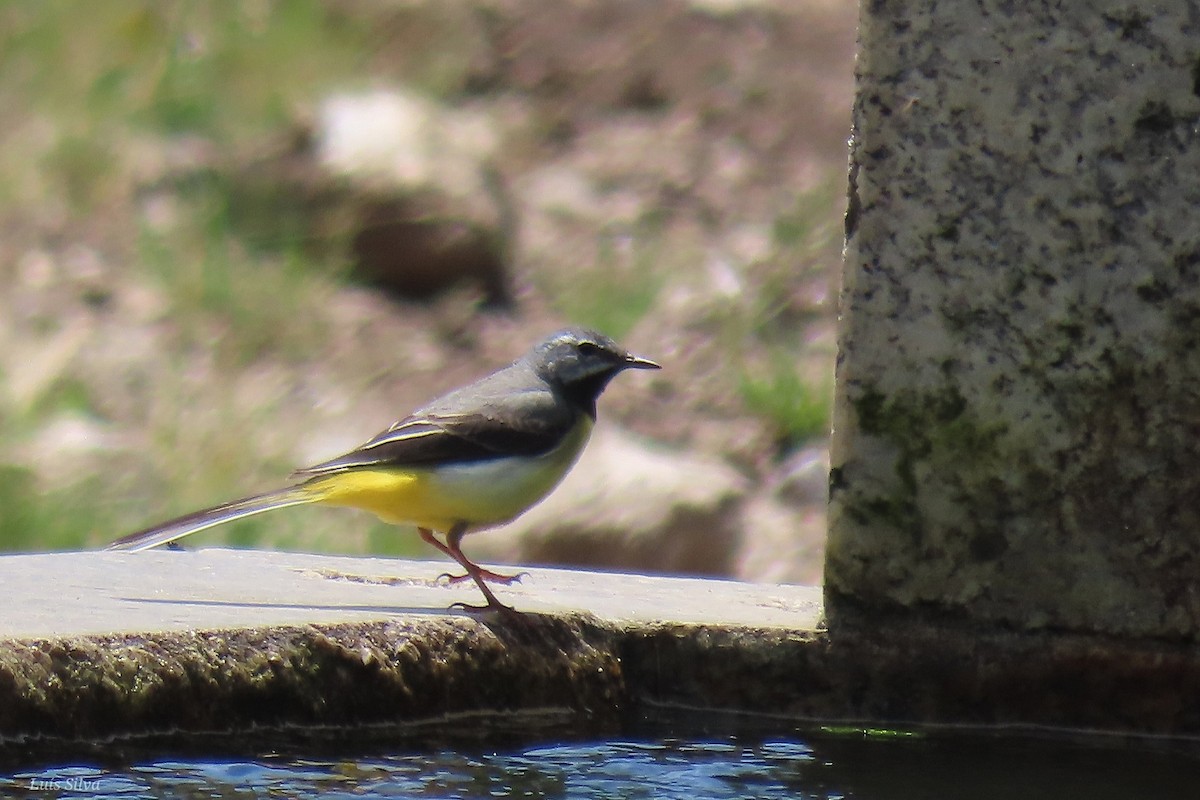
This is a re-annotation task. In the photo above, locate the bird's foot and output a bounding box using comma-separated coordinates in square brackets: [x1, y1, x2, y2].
[438, 568, 528, 586]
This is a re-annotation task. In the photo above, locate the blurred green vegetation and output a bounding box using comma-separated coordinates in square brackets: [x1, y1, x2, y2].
[135, 191, 336, 367]
[0, 1, 841, 554]
[539, 218, 676, 341]
[2, 2, 370, 139]
[0, 465, 112, 551]
[1, 0, 369, 359]
[739, 349, 833, 450]
[0, 2, 384, 552]
[726, 181, 840, 455]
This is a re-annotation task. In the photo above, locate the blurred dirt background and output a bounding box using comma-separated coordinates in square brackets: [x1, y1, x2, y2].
[0, 0, 856, 585]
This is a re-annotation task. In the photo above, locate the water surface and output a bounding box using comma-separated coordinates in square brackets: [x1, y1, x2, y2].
[3, 720, 1198, 799]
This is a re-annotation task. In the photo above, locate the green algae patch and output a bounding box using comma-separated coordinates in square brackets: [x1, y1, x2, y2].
[828, 382, 1022, 607]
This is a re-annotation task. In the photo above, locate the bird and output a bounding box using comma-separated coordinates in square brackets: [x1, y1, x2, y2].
[107, 327, 660, 611]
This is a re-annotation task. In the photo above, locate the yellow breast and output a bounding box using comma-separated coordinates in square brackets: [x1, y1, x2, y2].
[303, 416, 594, 532]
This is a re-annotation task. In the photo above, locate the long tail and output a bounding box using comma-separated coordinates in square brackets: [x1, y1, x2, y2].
[106, 486, 316, 552]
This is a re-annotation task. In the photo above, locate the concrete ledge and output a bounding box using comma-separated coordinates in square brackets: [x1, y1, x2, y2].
[0, 550, 820, 740]
[1, 550, 1199, 740]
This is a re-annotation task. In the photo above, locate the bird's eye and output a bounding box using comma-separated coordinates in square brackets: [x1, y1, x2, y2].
[578, 341, 602, 356]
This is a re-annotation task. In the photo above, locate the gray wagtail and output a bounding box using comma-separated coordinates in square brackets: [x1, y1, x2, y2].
[107, 328, 660, 611]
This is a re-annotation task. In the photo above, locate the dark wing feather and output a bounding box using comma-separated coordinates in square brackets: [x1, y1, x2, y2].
[294, 374, 575, 477]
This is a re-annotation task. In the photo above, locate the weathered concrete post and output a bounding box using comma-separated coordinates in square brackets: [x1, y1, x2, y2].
[829, 2, 1200, 640]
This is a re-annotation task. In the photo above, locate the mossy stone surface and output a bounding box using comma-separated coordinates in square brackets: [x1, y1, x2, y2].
[2, 550, 1200, 740]
[831, 0, 1200, 640]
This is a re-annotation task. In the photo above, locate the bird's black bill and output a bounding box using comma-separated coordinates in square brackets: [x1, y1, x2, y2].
[624, 354, 661, 370]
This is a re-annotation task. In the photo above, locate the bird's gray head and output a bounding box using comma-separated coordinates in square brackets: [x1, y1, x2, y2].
[529, 327, 660, 416]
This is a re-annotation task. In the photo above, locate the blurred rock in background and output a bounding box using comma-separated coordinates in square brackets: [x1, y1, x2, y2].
[0, 0, 853, 583]
[472, 425, 748, 576]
